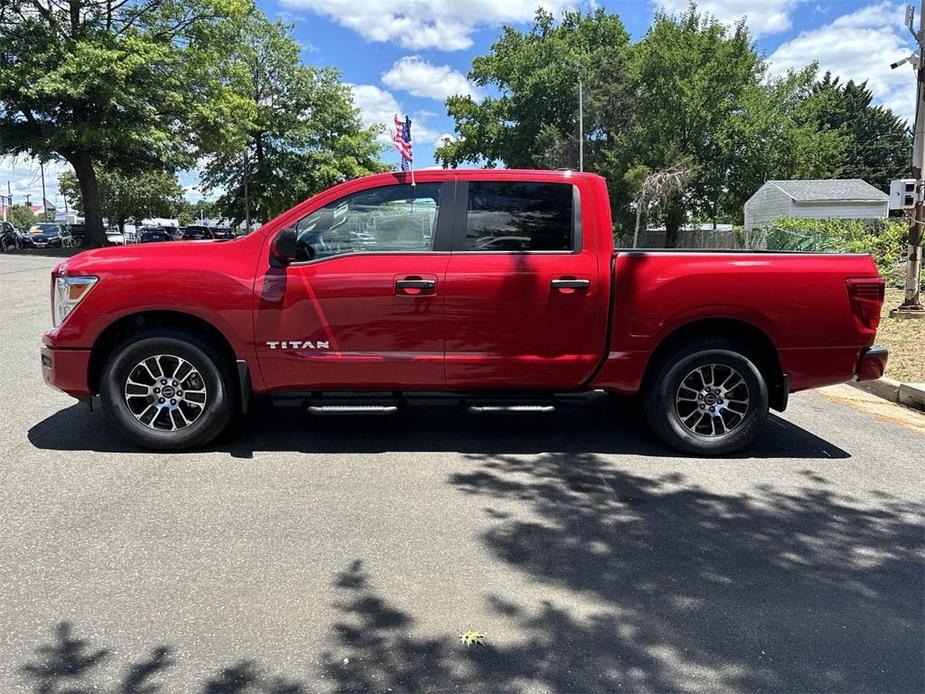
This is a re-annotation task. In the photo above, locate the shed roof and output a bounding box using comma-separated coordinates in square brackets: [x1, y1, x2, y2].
[765, 179, 888, 203]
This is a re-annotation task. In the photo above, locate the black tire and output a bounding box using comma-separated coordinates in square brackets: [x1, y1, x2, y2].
[100, 330, 236, 451]
[644, 338, 769, 456]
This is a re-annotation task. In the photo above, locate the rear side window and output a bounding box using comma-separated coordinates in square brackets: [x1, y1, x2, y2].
[465, 181, 574, 251]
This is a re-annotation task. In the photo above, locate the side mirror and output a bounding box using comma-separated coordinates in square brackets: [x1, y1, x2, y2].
[270, 227, 298, 267]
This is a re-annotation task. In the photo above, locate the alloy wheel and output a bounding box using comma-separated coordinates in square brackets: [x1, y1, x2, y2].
[123, 354, 208, 431]
[675, 363, 750, 437]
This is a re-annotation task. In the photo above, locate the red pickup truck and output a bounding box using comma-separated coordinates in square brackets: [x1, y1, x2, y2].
[41, 169, 887, 455]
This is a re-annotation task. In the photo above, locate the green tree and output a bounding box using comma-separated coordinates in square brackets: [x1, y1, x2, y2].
[717, 66, 844, 224]
[176, 198, 220, 226]
[437, 4, 845, 245]
[0, 0, 251, 247]
[201, 15, 386, 225]
[437, 8, 632, 172]
[59, 169, 183, 233]
[799, 73, 911, 191]
[5, 204, 38, 230]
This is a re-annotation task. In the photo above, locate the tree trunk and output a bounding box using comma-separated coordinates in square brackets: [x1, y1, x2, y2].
[664, 200, 685, 249]
[65, 150, 107, 248]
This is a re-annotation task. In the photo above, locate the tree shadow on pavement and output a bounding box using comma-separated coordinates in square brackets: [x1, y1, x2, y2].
[28, 393, 850, 460]
[20, 622, 171, 694]
[17, 459, 923, 692]
[445, 453, 925, 692]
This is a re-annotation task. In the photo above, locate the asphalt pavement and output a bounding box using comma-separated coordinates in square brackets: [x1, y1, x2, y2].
[0, 252, 923, 693]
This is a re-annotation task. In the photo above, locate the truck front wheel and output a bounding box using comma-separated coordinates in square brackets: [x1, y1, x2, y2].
[644, 339, 769, 456]
[100, 331, 236, 451]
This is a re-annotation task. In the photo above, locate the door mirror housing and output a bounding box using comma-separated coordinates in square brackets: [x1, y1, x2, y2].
[270, 227, 298, 267]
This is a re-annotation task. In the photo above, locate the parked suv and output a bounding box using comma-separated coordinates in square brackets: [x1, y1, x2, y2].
[138, 227, 173, 243]
[1, 221, 23, 251]
[180, 225, 214, 240]
[28, 223, 73, 248]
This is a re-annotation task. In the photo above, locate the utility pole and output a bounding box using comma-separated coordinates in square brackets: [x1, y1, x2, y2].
[893, 2, 925, 315]
[243, 150, 251, 234]
[577, 64, 584, 172]
[40, 161, 47, 217]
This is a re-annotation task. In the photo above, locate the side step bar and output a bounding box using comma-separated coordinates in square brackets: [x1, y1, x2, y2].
[308, 405, 399, 415]
[468, 404, 555, 413]
[277, 390, 604, 414]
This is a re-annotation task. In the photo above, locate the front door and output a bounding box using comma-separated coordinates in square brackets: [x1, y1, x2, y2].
[255, 181, 451, 390]
[444, 178, 607, 389]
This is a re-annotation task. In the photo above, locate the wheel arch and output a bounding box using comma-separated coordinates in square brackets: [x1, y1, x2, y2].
[88, 310, 239, 397]
[642, 317, 788, 411]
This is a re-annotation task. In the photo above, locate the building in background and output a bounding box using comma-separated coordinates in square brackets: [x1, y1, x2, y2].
[744, 180, 889, 229]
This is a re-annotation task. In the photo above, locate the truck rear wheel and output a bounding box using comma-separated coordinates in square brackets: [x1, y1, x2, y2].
[100, 330, 235, 451]
[644, 338, 769, 456]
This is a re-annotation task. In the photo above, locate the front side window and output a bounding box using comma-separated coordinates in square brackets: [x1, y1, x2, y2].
[465, 181, 574, 251]
[294, 183, 442, 262]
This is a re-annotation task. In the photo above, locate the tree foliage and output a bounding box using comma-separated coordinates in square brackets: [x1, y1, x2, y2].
[0, 0, 251, 246]
[798, 73, 912, 191]
[438, 8, 631, 171]
[176, 199, 220, 226]
[437, 4, 907, 246]
[59, 169, 183, 232]
[5, 204, 40, 230]
[200, 15, 386, 224]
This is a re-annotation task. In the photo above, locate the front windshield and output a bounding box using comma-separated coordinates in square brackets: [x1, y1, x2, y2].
[31, 224, 59, 234]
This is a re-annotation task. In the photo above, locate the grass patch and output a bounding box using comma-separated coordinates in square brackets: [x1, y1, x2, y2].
[877, 289, 925, 383]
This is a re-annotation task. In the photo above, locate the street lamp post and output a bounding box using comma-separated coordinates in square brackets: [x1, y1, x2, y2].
[577, 64, 584, 173]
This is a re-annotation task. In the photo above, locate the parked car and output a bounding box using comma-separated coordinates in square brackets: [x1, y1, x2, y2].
[67, 224, 88, 246]
[28, 223, 73, 248]
[1, 221, 22, 251]
[212, 227, 236, 240]
[106, 228, 125, 245]
[180, 225, 214, 241]
[41, 169, 887, 454]
[138, 227, 173, 243]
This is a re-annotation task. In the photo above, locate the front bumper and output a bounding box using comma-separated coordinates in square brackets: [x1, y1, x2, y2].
[41, 345, 93, 398]
[855, 345, 889, 382]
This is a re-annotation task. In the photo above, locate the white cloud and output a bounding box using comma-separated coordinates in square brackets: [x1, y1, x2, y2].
[768, 1, 916, 123]
[349, 84, 440, 149]
[278, 0, 575, 50]
[654, 0, 801, 36]
[382, 56, 479, 101]
[0, 156, 68, 210]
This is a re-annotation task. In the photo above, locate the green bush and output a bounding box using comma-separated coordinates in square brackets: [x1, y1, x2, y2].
[741, 218, 912, 287]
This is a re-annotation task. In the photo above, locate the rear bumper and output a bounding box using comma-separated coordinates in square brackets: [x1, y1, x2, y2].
[41, 345, 93, 398]
[855, 345, 888, 382]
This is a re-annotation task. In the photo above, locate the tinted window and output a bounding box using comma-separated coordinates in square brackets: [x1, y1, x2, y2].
[465, 182, 573, 251]
[294, 183, 442, 261]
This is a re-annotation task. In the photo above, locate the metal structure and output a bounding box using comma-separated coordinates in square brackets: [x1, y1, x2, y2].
[891, 1, 925, 314]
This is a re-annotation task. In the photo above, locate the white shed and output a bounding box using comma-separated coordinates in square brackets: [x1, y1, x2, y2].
[743, 179, 889, 229]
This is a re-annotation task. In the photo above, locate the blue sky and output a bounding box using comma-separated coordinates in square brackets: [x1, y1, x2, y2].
[2, 0, 919, 207]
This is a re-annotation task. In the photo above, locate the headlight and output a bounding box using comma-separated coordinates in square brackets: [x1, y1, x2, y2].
[53, 275, 97, 327]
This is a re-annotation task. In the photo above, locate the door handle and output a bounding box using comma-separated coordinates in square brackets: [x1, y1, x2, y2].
[396, 278, 436, 290]
[551, 278, 590, 290]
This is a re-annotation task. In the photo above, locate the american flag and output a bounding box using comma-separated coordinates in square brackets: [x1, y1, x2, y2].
[391, 114, 413, 172]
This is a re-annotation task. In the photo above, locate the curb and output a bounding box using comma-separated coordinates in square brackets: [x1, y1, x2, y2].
[850, 377, 925, 412]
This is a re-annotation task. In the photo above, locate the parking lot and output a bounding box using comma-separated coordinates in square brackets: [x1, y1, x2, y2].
[0, 252, 923, 693]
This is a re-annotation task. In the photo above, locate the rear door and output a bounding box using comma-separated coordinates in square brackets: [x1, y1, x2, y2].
[444, 177, 607, 389]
